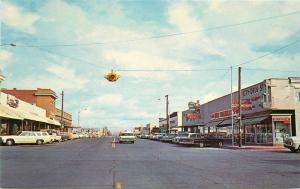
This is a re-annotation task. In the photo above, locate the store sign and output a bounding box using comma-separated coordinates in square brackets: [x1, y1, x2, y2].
[272, 117, 290, 124]
[242, 83, 265, 97]
[185, 112, 201, 121]
[232, 99, 253, 112]
[188, 100, 201, 113]
[7, 96, 19, 108]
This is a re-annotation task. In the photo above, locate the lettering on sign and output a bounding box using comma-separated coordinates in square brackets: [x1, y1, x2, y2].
[242, 83, 265, 97]
[272, 117, 290, 124]
[185, 113, 201, 121]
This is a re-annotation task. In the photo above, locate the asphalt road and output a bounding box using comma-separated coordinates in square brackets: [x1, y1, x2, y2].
[1, 137, 300, 189]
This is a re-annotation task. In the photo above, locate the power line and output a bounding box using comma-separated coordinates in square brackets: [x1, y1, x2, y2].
[243, 68, 300, 72]
[234, 39, 300, 67]
[115, 68, 228, 72]
[10, 10, 300, 48]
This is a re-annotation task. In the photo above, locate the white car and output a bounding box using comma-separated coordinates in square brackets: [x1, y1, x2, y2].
[284, 136, 300, 153]
[118, 132, 136, 143]
[0, 131, 53, 146]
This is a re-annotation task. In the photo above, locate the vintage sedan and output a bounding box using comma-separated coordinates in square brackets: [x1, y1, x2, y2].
[118, 132, 136, 143]
[160, 133, 177, 143]
[179, 134, 225, 148]
[0, 131, 53, 146]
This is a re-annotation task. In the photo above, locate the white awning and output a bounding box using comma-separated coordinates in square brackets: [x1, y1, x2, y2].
[0, 104, 23, 120]
[47, 118, 61, 126]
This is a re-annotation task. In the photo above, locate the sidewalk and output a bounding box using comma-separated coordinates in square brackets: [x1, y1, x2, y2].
[223, 144, 288, 152]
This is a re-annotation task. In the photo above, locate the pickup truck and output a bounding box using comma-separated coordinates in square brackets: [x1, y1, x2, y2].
[118, 132, 136, 143]
[0, 131, 53, 146]
[284, 136, 300, 153]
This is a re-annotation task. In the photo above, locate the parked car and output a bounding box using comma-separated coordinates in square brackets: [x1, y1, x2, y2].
[179, 134, 224, 148]
[284, 136, 300, 153]
[40, 129, 62, 142]
[0, 131, 52, 146]
[177, 133, 202, 145]
[59, 132, 69, 141]
[160, 133, 177, 143]
[172, 132, 190, 144]
[118, 132, 136, 143]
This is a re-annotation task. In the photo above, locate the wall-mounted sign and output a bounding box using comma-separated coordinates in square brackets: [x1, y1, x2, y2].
[272, 117, 290, 124]
[185, 112, 201, 121]
[7, 96, 19, 108]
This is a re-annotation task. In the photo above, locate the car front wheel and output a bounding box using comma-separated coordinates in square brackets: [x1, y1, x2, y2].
[6, 139, 14, 146]
[290, 148, 300, 153]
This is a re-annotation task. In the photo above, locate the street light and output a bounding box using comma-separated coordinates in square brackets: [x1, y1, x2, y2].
[78, 108, 87, 128]
[157, 95, 169, 134]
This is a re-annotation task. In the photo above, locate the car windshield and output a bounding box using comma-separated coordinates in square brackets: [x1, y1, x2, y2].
[120, 133, 134, 136]
[1, 2, 298, 189]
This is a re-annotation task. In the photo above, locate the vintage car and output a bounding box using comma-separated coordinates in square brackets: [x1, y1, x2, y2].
[0, 131, 53, 146]
[40, 129, 62, 142]
[284, 136, 300, 153]
[160, 133, 177, 143]
[178, 133, 224, 148]
[172, 132, 191, 144]
[118, 132, 136, 143]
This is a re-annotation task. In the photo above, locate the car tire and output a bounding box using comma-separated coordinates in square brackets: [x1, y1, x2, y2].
[6, 139, 14, 146]
[132, 141, 134, 144]
[291, 148, 300, 153]
[119, 141, 122, 144]
[218, 141, 223, 148]
[199, 142, 204, 148]
[36, 140, 43, 145]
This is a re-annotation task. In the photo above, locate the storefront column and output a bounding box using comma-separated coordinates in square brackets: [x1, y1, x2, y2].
[272, 117, 275, 145]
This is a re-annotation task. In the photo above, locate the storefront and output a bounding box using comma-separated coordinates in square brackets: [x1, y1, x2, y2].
[183, 78, 299, 146]
[0, 92, 61, 135]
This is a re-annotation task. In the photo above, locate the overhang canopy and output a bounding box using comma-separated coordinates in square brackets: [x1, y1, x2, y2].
[0, 104, 23, 120]
[242, 116, 269, 125]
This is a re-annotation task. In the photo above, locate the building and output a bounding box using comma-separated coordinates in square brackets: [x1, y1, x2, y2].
[133, 126, 142, 135]
[2, 88, 72, 130]
[55, 108, 72, 132]
[0, 92, 60, 135]
[182, 77, 300, 146]
[2, 88, 57, 119]
[169, 111, 183, 133]
[158, 118, 167, 133]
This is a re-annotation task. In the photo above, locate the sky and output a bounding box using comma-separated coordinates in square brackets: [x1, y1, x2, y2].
[1, 0, 300, 132]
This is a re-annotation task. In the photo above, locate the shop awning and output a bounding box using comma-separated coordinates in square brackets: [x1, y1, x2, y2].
[47, 118, 61, 126]
[205, 120, 224, 127]
[0, 104, 23, 120]
[16, 110, 49, 123]
[217, 119, 238, 127]
[242, 116, 269, 125]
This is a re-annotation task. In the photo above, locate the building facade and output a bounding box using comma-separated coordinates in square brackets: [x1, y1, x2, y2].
[2, 88, 57, 119]
[55, 108, 72, 131]
[0, 92, 60, 135]
[182, 77, 300, 146]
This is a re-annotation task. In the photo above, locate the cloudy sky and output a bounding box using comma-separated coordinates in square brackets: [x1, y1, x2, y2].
[1, 0, 300, 132]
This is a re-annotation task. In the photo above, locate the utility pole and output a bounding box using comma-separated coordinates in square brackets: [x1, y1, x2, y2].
[230, 66, 234, 146]
[238, 67, 242, 147]
[61, 90, 64, 131]
[165, 95, 169, 134]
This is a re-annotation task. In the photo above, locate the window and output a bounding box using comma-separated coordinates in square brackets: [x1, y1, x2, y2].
[20, 132, 29, 136]
[42, 132, 48, 136]
[36, 133, 41, 136]
[29, 132, 36, 136]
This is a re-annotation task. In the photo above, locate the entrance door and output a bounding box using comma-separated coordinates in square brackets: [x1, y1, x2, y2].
[274, 121, 290, 144]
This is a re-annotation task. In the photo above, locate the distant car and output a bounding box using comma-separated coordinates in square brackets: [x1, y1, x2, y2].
[0, 131, 52, 146]
[118, 132, 136, 143]
[284, 136, 300, 153]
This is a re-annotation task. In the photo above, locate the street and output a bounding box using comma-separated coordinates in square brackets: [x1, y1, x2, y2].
[0, 138, 300, 189]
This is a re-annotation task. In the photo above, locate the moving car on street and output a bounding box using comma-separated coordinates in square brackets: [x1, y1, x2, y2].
[118, 132, 136, 143]
[284, 136, 300, 153]
[0, 131, 52, 146]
